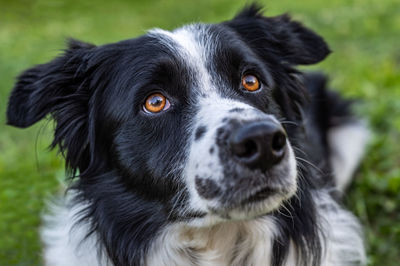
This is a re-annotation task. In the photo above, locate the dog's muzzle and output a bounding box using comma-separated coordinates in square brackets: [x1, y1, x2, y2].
[197, 116, 294, 203]
[189, 109, 297, 219]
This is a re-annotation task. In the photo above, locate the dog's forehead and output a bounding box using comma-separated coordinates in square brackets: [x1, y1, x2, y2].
[148, 24, 221, 96]
[149, 24, 215, 64]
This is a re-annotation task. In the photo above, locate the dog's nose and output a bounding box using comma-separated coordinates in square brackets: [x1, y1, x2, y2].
[229, 121, 286, 171]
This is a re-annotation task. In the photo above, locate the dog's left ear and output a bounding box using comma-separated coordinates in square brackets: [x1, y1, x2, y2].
[6, 39, 96, 128]
[7, 39, 98, 172]
[226, 5, 330, 65]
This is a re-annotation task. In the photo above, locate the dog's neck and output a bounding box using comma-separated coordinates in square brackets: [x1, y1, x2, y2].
[41, 190, 366, 266]
[146, 216, 292, 266]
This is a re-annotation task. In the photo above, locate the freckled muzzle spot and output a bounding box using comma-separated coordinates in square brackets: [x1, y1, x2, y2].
[195, 176, 221, 199]
[209, 147, 214, 154]
[195, 126, 207, 141]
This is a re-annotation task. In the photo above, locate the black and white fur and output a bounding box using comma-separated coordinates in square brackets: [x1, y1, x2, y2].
[7, 5, 368, 266]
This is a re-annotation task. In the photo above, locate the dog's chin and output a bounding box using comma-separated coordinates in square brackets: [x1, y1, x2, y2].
[187, 181, 297, 227]
[211, 185, 297, 220]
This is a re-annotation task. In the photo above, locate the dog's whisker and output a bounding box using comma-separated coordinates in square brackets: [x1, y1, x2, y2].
[167, 188, 186, 220]
[295, 157, 324, 174]
[292, 146, 308, 157]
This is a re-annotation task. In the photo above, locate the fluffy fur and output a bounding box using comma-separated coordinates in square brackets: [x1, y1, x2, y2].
[7, 5, 367, 266]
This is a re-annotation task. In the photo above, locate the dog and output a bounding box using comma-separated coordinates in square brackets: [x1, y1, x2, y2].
[6, 4, 369, 266]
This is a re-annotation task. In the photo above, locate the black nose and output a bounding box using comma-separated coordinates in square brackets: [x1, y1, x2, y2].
[229, 121, 287, 171]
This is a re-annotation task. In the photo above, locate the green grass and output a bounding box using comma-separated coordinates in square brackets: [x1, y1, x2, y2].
[0, 0, 399, 265]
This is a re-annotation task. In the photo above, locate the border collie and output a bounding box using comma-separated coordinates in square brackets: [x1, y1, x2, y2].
[6, 5, 369, 266]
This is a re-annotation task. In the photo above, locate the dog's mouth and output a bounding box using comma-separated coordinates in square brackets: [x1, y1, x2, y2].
[240, 186, 277, 205]
[204, 183, 291, 220]
[201, 157, 298, 219]
[194, 156, 297, 219]
[226, 184, 285, 211]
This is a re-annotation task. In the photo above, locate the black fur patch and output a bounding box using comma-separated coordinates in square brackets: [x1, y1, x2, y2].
[195, 176, 221, 199]
[195, 126, 207, 141]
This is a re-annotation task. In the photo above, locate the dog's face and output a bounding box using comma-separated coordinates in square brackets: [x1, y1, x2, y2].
[146, 26, 300, 221]
[113, 25, 299, 222]
[7, 7, 329, 225]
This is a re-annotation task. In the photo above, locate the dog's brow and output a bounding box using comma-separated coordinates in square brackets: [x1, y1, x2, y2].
[149, 26, 217, 97]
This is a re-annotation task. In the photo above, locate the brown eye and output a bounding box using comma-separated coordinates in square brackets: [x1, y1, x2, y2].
[242, 74, 260, 91]
[144, 93, 170, 113]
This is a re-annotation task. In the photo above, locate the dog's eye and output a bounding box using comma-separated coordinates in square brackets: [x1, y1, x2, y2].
[144, 93, 170, 113]
[242, 74, 260, 92]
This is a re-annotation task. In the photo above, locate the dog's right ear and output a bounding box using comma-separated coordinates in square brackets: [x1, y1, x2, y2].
[226, 4, 330, 65]
[6, 39, 96, 128]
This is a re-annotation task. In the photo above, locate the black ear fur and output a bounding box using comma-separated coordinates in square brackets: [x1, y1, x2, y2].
[227, 4, 331, 65]
[7, 39, 95, 128]
[7, 39, 97, 172]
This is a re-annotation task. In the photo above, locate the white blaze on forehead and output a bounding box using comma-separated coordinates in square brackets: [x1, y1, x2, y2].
[149, 25, 216, 96]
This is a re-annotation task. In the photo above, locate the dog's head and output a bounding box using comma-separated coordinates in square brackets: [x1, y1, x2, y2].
[7, 6, 329, 225]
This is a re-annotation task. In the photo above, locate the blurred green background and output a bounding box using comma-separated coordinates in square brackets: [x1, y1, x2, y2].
[0, 0, 399, 265]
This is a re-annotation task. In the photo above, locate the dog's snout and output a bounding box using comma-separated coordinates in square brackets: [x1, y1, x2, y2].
[229, 121, 286, 171]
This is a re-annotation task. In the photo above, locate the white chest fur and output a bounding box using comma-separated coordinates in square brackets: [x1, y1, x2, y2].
[41, 191, 365, 266]
[147, 217, 279, 266]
